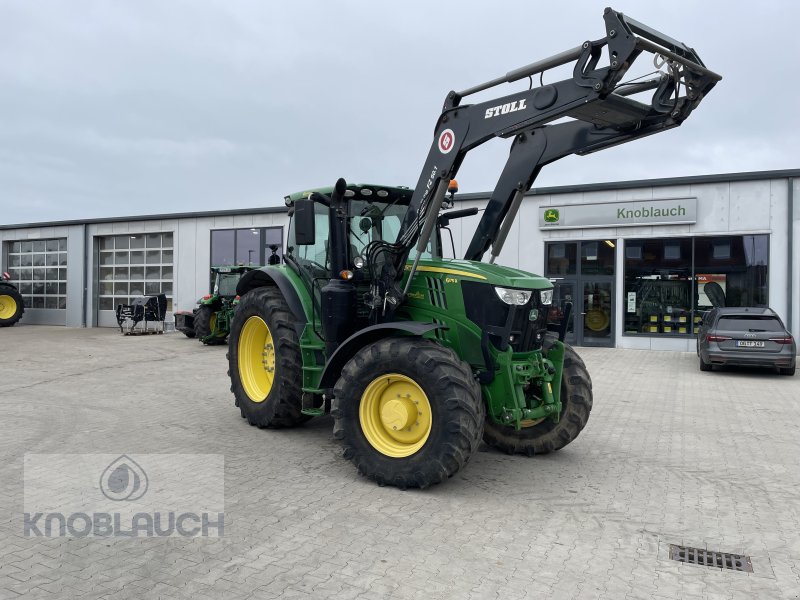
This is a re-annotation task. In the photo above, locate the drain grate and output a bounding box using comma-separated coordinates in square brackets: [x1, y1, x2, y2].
[669, 544, 753, 572]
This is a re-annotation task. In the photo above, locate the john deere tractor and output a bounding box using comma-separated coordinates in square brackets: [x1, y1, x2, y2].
[176, 266, 256, 344]
[0, 272, 24, 327]
[227, 7, 720, 488]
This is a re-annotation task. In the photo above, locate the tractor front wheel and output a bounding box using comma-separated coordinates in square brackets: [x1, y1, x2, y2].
[227, 287, 308, 428]
[483, 343, 592, 456]
[0, 286, 24, 327]
[332, 338, 484, 489]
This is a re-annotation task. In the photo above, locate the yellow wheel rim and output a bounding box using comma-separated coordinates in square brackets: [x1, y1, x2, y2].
[238, 316, 275, 402]
[209, 312, 217, 332]
[0, 295, 17, 320]
[585, 308, 609, 332]
[359, 373, 432, 458]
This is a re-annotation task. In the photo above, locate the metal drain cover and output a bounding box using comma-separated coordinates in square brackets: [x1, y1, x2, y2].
[669, 544, 753, 573]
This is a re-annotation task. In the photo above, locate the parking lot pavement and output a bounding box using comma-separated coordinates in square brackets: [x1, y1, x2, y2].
[0, 325, 799, 599]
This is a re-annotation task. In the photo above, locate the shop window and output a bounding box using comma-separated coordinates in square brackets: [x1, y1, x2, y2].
[265, 227, 284, 265]
[695, 235, 768, 309]
[624, 238, 692, 335]
[581, 240, 615, 275]
[236, 228, 261, 266]
[210, 230, 236, 266]
[624, 235, 769, 336]
[712, 241, 731, 260]
[211, 227, 284, 268]
[545, 242, 577, 276]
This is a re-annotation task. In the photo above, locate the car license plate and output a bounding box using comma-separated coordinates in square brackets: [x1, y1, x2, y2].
[736, 340, 765, 348]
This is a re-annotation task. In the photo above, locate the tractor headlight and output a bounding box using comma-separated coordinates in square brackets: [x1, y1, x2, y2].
[540, 289, 553, 305]
[494, 287, 531, 306]
[353, 256, 365, 269]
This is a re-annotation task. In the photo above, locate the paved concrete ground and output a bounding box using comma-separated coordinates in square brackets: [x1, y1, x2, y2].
[0, 325, 799, 599]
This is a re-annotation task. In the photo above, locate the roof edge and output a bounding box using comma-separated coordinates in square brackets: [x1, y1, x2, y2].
[3, 168, 799, 230]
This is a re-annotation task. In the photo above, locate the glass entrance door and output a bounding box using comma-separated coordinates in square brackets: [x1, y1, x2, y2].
[546, 240, 616, 348]
[579, 279, 614, 346]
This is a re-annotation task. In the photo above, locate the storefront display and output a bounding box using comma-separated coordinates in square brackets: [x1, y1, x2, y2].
[623, 235, 769, 337]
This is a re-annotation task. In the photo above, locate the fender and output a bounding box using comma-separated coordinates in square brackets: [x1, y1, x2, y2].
[237, 268, 308, 333]
[318, 322, 445, 390]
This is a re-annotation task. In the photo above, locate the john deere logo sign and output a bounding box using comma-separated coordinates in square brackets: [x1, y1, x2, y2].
[543, 208, 560, 223]
[539, 198, 697, 229]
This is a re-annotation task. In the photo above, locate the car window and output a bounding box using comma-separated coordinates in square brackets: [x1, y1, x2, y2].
[716, 316, 784, 332]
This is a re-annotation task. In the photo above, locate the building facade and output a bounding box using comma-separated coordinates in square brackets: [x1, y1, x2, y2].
[2, 169, 798, 350]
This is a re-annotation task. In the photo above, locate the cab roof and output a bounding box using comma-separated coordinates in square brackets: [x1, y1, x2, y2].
[284, 183, 413, 206]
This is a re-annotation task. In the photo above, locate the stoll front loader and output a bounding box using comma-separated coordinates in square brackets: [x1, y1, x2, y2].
[227, 8, 720, 489]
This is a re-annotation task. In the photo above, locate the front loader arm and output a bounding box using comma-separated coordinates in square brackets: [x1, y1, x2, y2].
[386, 6, 720, 297]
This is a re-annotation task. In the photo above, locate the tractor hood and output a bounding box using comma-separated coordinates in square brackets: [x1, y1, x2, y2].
[404, 259, 552, 290]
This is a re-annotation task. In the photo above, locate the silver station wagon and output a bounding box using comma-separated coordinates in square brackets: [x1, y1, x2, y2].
[697, 307, 796, 376]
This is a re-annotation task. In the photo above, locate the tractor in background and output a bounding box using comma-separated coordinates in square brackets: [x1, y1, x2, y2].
[175, 266, 257, 345]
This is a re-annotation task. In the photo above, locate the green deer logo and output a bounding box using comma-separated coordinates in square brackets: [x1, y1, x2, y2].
[544, 208, 560, 223]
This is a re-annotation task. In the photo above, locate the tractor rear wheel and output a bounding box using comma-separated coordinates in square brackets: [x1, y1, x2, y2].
[227, 287, 308, 428]
[332, 338, 484, 489]
[194, 305, 213, 339]
[0, 286, 24, 327]
[195, 305, 226, 344]
[483, 343, 592, 456]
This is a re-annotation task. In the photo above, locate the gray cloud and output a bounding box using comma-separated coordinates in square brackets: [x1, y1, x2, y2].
[0, 0, 796, 224]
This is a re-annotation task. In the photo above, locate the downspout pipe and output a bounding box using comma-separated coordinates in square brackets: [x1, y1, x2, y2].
[788, 177, 794, 333]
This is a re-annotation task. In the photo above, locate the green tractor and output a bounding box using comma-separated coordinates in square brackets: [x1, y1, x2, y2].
[175, 266, 256, 345]
[0, 271, 25, 327]
[227, 8, 720, 488]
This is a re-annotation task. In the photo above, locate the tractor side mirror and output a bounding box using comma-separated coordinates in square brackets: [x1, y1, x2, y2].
[293, 199, 316, 245]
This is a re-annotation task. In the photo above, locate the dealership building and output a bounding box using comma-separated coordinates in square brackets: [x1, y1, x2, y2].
[2, 169, 798, 350]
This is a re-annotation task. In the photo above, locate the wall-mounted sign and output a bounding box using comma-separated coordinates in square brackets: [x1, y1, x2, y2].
[538, 197, 697, 230]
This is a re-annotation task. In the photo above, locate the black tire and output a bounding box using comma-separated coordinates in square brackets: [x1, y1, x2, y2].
[181, 329, 196, 339]
[195, 305, 228, 344]
[194, 305, 213, 339]
[699, 355, 712, 371]
[483, 343, 592, 456]
[227, 287, 309, 428]
[0, 285, 24, 327]
[332, 338, 484, 490]
[779, 365, 796, 376]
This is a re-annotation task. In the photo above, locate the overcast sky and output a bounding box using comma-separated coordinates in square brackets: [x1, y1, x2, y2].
[0, 1, 796, 225]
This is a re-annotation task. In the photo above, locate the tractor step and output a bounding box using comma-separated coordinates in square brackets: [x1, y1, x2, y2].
[300, 407, 325, 417]
[301, 392, 328, 417]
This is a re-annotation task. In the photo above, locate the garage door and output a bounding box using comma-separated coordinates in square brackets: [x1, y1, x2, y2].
[96, 233, 173, 327]
[6, 238, 67, 324]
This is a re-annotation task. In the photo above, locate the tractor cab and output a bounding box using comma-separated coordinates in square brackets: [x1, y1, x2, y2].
[284, 183, 440, 281]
